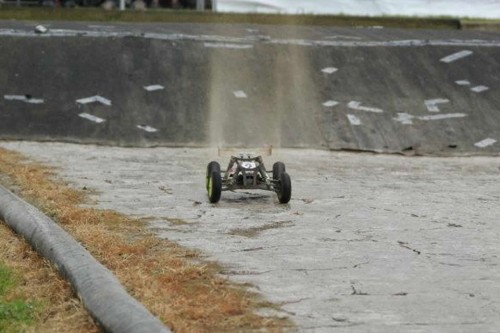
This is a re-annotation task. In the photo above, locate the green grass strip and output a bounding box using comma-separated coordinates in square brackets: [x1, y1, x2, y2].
[0, 265, 16, 296]
[460, 19, 500, 31]
[0, 263, 37, 333]
[0, 7, 461, 29]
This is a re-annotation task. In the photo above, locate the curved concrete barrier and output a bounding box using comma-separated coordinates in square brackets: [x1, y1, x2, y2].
[1, 24, 499, 155]
[0, 185, 171, 333]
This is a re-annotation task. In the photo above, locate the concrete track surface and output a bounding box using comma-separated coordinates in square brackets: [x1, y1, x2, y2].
[2, 141, 499, 332]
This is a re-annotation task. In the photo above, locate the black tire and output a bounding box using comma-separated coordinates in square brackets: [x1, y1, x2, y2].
[272, 162, 286, 180]
[206, 161, 220, 191]
[277, 172, 291, 204]
[207, 171, 222, 203]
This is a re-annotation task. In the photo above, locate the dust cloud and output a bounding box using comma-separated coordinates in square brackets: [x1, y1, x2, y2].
[207, 26, 323, 151]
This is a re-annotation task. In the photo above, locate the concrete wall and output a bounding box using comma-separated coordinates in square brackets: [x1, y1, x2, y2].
[1, 25, 499, 155]
[0, 36, 210, 146]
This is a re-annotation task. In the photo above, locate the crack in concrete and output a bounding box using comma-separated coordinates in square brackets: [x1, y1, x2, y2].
[351, 285, 369, 296]
[293, 268, 345, 272]
[400, 321, 488, 326]
[398, 241, 421, 255]
[225, 270, 272, 276]
[439, 262, 463, 267]
[227, 220, 294, 238]
[304, 322, 362, 329]
[393, 292, 408, 296]
[280, 298, 312, 306]
[238, 247, 265, 252]
[353, 261, 370, 268]
[319, 237, 377, 243]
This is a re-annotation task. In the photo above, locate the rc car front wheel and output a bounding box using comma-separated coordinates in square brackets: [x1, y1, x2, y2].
[277, 172, 291, 204]
[206, 161, 221, 191]
[207, 171, 222, 203]
[272, 162, 286, 180]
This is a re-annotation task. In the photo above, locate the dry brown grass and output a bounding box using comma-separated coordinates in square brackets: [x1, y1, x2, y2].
[0, 146, 294, 332]
[0, 224, 99, 333]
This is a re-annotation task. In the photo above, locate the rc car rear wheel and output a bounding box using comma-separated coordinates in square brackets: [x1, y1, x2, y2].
[273, 162, 286, 180]
[207, 171, 222, 203]
[206, 161, 221, 191]
[277, 172, 291, 204]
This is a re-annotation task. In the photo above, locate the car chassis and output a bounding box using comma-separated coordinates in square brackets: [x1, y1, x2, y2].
[206, 153, 292, 204]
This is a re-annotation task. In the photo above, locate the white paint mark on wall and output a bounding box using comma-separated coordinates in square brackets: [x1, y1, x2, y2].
[88, 25, 115, 30]
[76, 96, 98, 105]
[471, 85, 489, 93]
[34, 25, 48, 34]
[233, 90, 248, 98]
[347, 114, 361, 125]
[440, 50, 473, 63]
[144, 85, 165, 92]
[324, 35, 362, 40]
[424, 98, 450, 112]
[204, 42, 253, 49]
[78, 113, 105, 123]
[393, 113, 467, 124]
[95, 96, 112, 105]
[474, 138, 497, 148]
[455, 80, 471, 86]
[323, 100, 339, 107]
[321, 67, 338, 74]
[347, 101, 383, 113]
[137, 125, 158, 133]
[76, 95, 112, 106]
[393, 113, 414, 125]
[418, 113, 467, 121]
[4, 95, 44, 104]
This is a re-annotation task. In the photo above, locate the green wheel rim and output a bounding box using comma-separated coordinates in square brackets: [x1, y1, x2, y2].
[207, 176, 213, 197]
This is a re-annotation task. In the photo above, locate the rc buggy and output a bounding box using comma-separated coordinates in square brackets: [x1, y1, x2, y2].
[206, 153, 292, 204]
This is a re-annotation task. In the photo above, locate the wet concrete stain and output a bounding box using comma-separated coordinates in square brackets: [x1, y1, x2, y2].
[228, 220, 294, 238]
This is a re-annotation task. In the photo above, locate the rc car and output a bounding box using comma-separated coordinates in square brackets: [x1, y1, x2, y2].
[206, 153, 292, 204]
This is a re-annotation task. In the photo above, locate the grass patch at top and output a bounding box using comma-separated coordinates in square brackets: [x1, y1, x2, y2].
[460, 18, 500, 31]
[0, 7, 461, 29]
